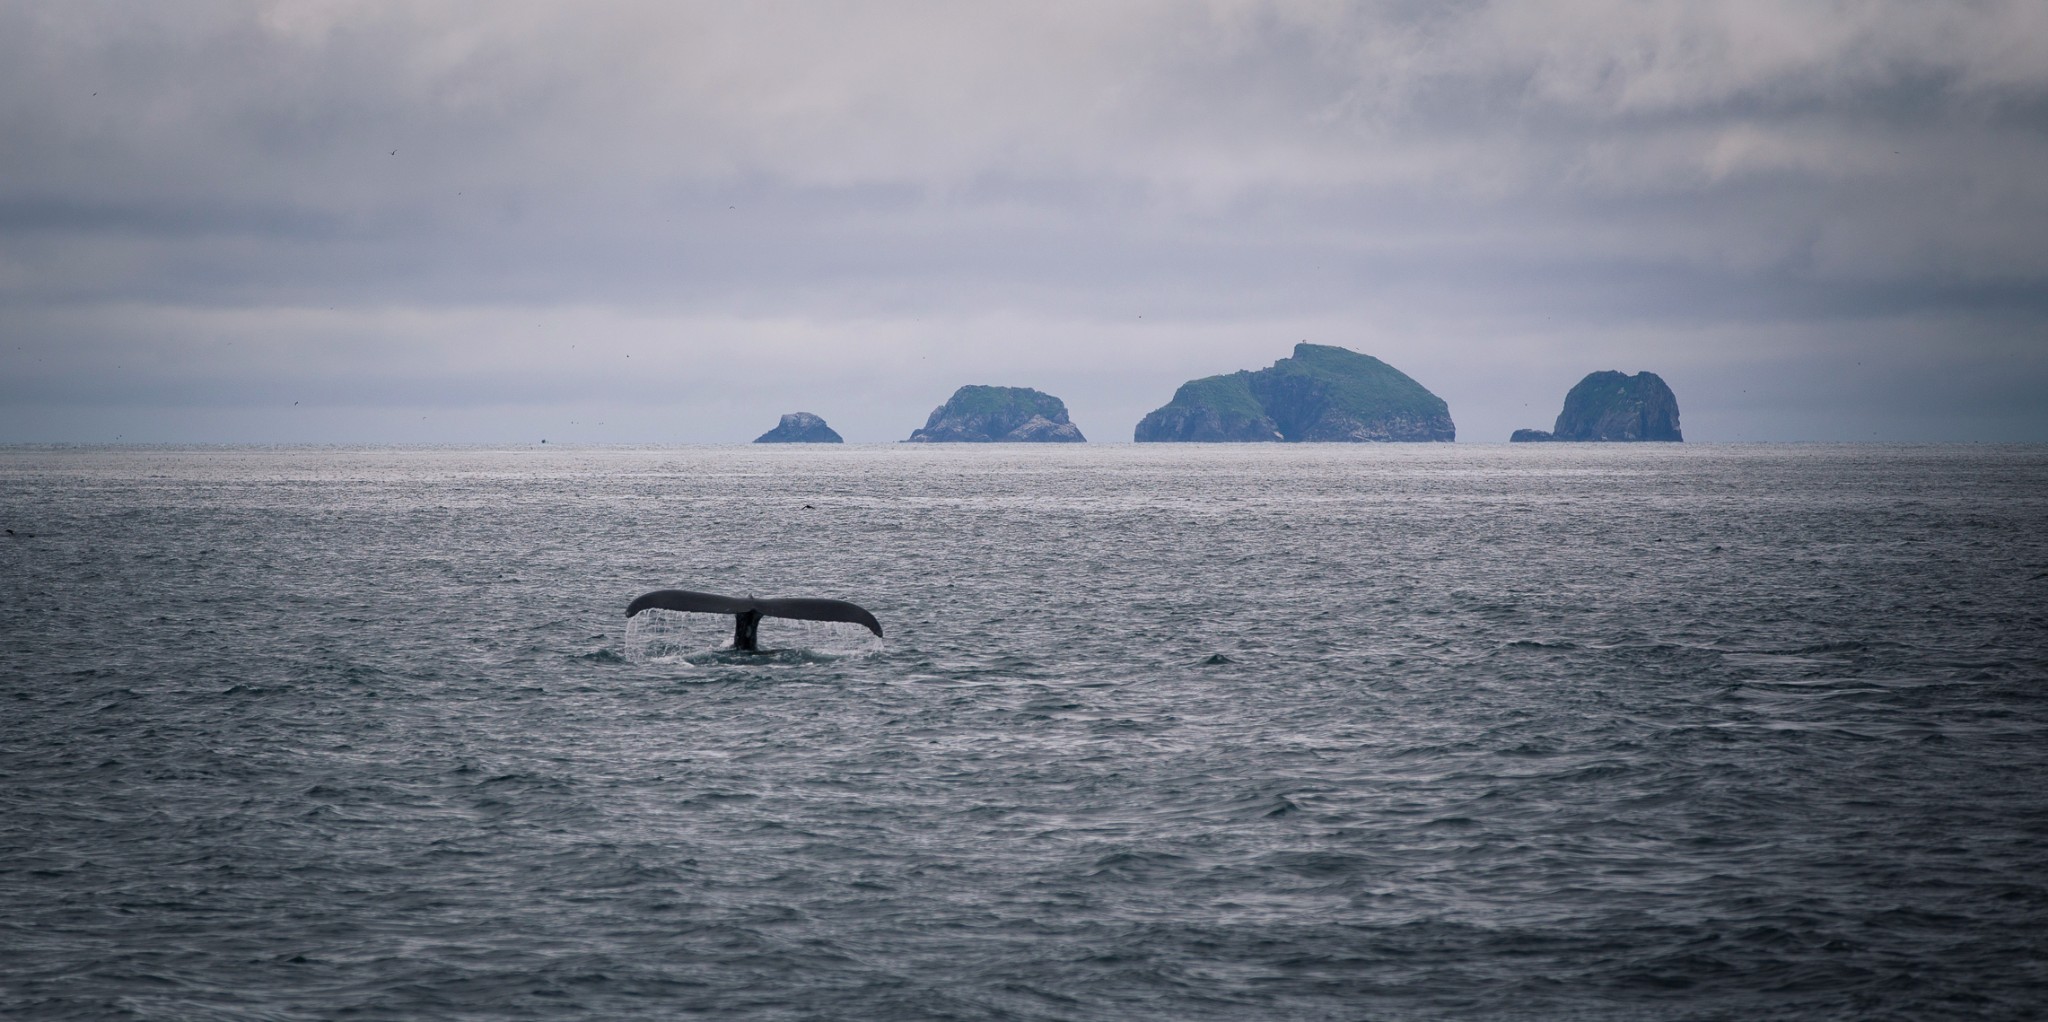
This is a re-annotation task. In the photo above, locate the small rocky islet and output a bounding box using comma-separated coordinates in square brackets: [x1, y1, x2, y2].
[904, 385, 1086, 443]
[753, 412, 844, 443]
[1511, 371, 1683, 442]
[1134, 343, 1455, 442]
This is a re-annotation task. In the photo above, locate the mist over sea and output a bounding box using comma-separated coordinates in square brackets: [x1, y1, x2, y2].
[3, 443, 2045, 1020]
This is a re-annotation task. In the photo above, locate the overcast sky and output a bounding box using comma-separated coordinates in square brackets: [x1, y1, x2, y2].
[3, 0, 2044, 443]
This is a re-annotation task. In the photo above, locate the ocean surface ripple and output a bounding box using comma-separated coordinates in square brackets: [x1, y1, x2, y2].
[3, 443, 2045, 1020]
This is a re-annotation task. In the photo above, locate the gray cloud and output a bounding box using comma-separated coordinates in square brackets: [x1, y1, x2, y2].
[2, 0, 2044, 443]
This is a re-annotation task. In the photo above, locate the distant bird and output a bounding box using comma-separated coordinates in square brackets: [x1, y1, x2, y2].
[390, 150, 397, 156]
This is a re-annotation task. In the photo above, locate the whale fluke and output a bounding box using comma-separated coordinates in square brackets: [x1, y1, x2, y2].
[625, 588, 882, 652]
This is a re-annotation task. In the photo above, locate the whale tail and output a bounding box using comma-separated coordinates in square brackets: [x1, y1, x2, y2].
[625, 588, 882, 652]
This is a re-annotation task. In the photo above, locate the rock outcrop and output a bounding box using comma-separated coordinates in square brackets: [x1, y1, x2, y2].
[1511, 371, 1682, 442]
[754, 412, 844, 443]
[904, 386, 1086, 443]
[1134, 343, 1455, 442]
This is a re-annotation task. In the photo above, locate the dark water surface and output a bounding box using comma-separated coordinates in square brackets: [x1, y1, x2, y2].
[4, 444, 2046, 1020]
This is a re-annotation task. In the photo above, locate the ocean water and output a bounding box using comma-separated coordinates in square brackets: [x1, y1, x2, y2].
[3, 443, 2045, 1020]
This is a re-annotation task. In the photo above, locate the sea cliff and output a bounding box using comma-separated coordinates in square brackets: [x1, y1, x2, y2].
[1511, 371, 1682, 442]
[754, 412, 843, 443]
[905, 386, 1086, 443]
[1134, 343, 1454, 442]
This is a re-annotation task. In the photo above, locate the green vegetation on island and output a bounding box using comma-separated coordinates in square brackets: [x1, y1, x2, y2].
[905, 385, 1087, 443]
[1511, 371, 1682, 442]
[1134, 343, 1455, 442]
[753, 412, 843, 443]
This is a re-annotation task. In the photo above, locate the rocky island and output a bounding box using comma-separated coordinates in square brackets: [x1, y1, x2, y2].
[1134, 343, 1455, 442]
[753, 412, 844, 443]
[904, 385, 1086, 443]
[1511, 371, 1682, 442]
